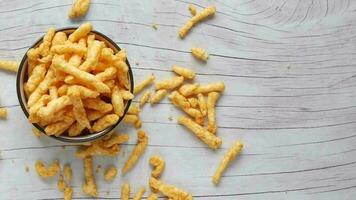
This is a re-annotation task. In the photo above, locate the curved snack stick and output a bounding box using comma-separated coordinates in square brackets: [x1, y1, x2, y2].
[83, 98, 112, 113]
[37, 95, 71, 118]
[121, 183, 130, 200]
[212, 141, 243, 185]
[0, 60, 19, 72]
[178, 116, 221, 149]
[155, 76, 184, 90]
[197, 93, 207, 117]
[68, 0, 91, 19]
[172, 65, 195, 79]
[179, 6, 216, 38]
[134, 75, 155, 94]
[0, 108, 7, 119]
[139, 91, 150, 107]
[82, 156, 97, 197]
[207, 92, 220, 134]
[52, 56, 110, 93]
[24, 64, 46, 95]
[91, 114, 119, 132]
[104, 166, 117, 182]
[191, 47, 209, 61]
[35, 160, 60, 178]
[68, 22, 92, 42]
[112, 86, 124, 117]
[149, 156, 165, 178]
[149, 177, 193, 200]
[133, 187, 146, 200]
[38, 27, 55, 57]
[188, 4, 197, 16]
[122, 130, 148, 174]
[150, 89, 167, 104]
[63, 164, 73, 181]
[194, 81, 225, 94]
[147, 194, 158, 200]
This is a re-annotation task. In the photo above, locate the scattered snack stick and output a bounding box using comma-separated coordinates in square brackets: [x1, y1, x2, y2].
[150, 89, 168, 104]
[128, 104, 140, 115]
[133, 187, 146, 200]
[69, 22, 93, 42]
[178, 84, 199, 97]
[178, 116, 221, 149]
[123, 114, 139, 125]
[76, 137, 122, 158]
[35, 160, 60, 178]
[104, 166, 117, 182]
[147, 193, 158, 200]
[68, 0, 91, 19]
[149, 155, 165, 178]
[169, 91, 190, 109]
[197, 93, 207, 117]
[134, 74, 155, 95]
[82, 156, 97, 197]
[172, 65, 195, 80]
[188, 4, 197, 16]
[191, 47, 209, 62]
[122, 130, 148, 174]
[57, 174, 67, 192]
[121, 183, 130, 200]
[0, 107, 7, 119]
[139, 91, 151, 107]
[63, 164, 73, 181]
[179, 5, 216, 38]
[149, 177, 193, 200]
[64, 187, 73, 200]
[103, 133, 129, 147]
[212, 141, 243, 185]
[207, 92, 220, 134]
[155, 76, 184, 90]
[194, 81, 225, 94]
[0, 60, 19, 72]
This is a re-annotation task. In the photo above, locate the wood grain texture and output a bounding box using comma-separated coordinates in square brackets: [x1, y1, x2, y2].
[1, 0, 356, 199]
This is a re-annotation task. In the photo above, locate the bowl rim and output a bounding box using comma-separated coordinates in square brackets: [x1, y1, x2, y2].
[16, 27, 134, 143]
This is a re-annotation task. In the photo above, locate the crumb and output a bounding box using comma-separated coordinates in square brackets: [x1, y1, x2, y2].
[135, 62, 139, 66]
[62, 146, 66, 149]
[25, 166, 29, 172]
[168, 116, 173, 121]
[152, 24, 158, 30]
[95, 164, 102, 174]
[106, 191, 110, 196]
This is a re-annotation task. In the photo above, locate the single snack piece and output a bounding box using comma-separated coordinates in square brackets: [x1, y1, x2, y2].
[95, 67, 117, 82]
[83, 98, 113, 113]
[149, 156, 165, 178]
[91, 114, 119, 132]
[24, 64, 46, 95]
[178, 116, 221, 149]
[133, 187, 146, 200]
[172, 65, 195, 79]
[27, 69, 55, 107]
[69, 22, 93, 42]
[197, 93, 207, 117]
[150, 89, 167, 104]
[35, 160, 60, 178]
[63, 164, 73, 181]
[207, 92, 220, 134]
[149, 177, 193, 200]
[134, 75, 155, 94]
[139, 91, 150, 107]
[178, 84, 199, 97]
[52, 32, 67, 46]
[0, 108, 7, 119]
[103, 133, 129, 147]
[155, 76, 184, 90]
[212, 141, 243, 185]
[69, 0, 91, 19]
[188, 4, 197, 16]
[147, 193, 158, 200]
[57, 174, 67, 192]
[37, 95, 72, 118]
[79, 40, 104, 72]
[104, 166, 117, 182]
[169, 91, 190, 109]
[121, 183, 130, 200]
[82, 156, 97, 197]
[194, 81, 225, 94]
[68, 88, 90, 129]
[51, 43, 87, 55]
[0, 60, 19, 72]
[179, 5, 216, 38]
[112, 86, 124, 117]
[191, 47, 209, 61]
[64, 187, 73, 200]
[122, 130, 148, 174]
[38, 27, 56, 57]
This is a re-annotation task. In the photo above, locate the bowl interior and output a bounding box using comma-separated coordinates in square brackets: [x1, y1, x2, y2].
[16, 28, 134, 143]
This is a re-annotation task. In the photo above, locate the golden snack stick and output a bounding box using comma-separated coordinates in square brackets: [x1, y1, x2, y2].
[51, 43, 87, 55]
[134, 75, 155, 94]
[64, 187, 73, 200]
[95, 67, 117, 82]
[122, 130, 148, 174]
[194, 81, 225, 94]
[52, 32, 67, 46]
[91, 114, 119, 132]
[76, 141, 121, 158]
[86, 34, 95, 47]
[68, 0, 91, 19]
[68, 88, 90, 129]
[117, 67, 130, 89]
[133, 187, 146, 200]
[83, 98, 112, 113]
[134, 119, 142, 129]
[155, 76, 184, 90]
[112, 86, 124, 117]
[28, 95, 51, 119]
[87, 110, 104, 121]
[149, 155, 165, 178]
[37, 95, 71, 118]
[149, 177, 193, 200]
[147, 193, 158, 200]
[104, 166, 117, 182]
[68, 122, 86, 136]
[82, 156, 98, 197]
[121, 183, 130, 200]
[179, 6, 216, 38]
[45, 114, 75, 136]
[139, 91, 150, 107]
[115, 49, 127, 61]
[63, 164, 73, 181]
[197, 93, 207, 117]
[207, 92, 220, 134]
[0, 107, 7, 119]
[69, 85, 99, 99]
[188, 97, 199, 108]
[38, 27, 55, 57]
[104, 134, 129, 147]
[178, 83, 198, 97]
[188, 4, 197, 16]
[49, 86, 58, 100]
[0, 60, 19, 72]
[104, 79, 116, 90]
[27, 48, 40, 75]
[57, 174, 67, 192]
[35, 160, 60, 178]
[79, 40, 104, 72]
[191, 47, 209, 61]
[172, 65, 195, 79]
[100, 47, 115, 62]
[169, 91, 190, 109]
[120, 90, 134, 100]
[150, 89, 167, 104]
[58, 85, 69, 96]
[52, 56, 110, 93]
[178, 116, 222, 149]
[212, 141, 243, 185]
[69, 22, 92, 42]
[128, 104, 140, 115]
[123, 114, 139, 124]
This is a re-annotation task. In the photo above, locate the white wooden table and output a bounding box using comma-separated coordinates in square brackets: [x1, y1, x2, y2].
[1, 0, 356, 199]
